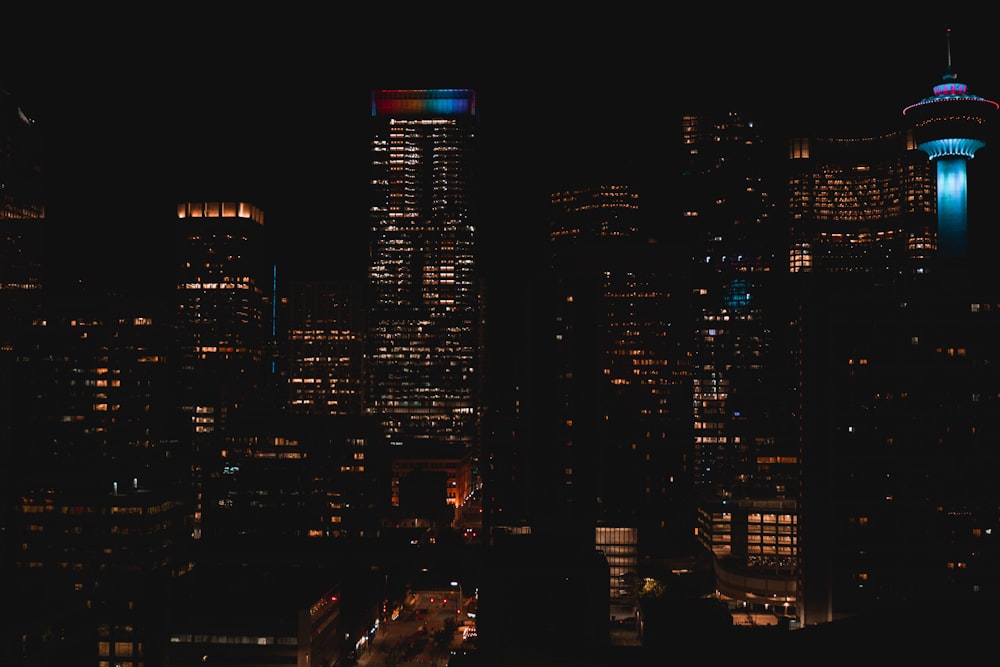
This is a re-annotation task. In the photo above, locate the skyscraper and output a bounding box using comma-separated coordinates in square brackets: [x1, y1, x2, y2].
[173, 200, 272, 447]
[366, 89, 483, 466]
[543, 182, 693, 612]
[540, 183, 693, 544]
[173, 200, 273, 539]
[1, 83, 43, 486]
[0, 87, 44, 321]
[0, 87, 45, 458]
[681, 112, 801, 622]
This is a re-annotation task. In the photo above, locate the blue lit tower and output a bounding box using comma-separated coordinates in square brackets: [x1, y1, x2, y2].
[903, 29, 997, 260]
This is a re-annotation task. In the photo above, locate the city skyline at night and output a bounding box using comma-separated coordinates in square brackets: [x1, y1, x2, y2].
[3, 14, 996, 292]
[6, 12, 1000, 665]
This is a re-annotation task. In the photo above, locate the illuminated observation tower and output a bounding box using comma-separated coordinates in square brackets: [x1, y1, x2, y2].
[902, 29, 998, 260]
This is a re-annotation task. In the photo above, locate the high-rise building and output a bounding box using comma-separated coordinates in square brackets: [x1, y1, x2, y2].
[0, 87, 45, 472]
[681, 112, 802, 622]
[538, 183, 693, 559]
[0, 87, 45, 333]
[173, 200, 272, 448]
[479, 181, 693, 655]
[365, 89, 483, 502]
[173, 200, 273, 539]
[785, 126, 937, 627]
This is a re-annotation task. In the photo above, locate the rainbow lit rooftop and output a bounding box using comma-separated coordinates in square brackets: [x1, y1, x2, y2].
[371, 89, 477, 117]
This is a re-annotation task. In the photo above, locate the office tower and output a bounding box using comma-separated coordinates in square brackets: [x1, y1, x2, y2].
[785, 125, 937, 626]
[540, 184, 692, 557]
[0, 87, 45, 599]
[480, 181, 693, 657]
[681, 112, 801, 623]
[173, 200, 273, 538]
[173, 201, 271, 446]
[903, 28, 998, 261]
[366, 89, 483, 496]
[786, 132, 936, 280]
[785, 129, 940, 625]
[285, 280, 366, 416]
[0, 87, 45, 469]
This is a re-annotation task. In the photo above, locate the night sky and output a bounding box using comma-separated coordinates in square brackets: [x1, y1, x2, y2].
[3, 9, 996, 292]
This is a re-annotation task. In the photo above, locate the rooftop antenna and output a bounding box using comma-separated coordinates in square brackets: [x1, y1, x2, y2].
[946, 28, 953, 74]
[942, 27, 956, 81]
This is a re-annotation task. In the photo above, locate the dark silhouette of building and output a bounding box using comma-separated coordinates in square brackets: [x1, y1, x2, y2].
[162, 551, 385, 667]
[0, 86, 45, 345]
[796, 31, 1000, 626]
[9, 294, 178, 474]
[679, 111, 801, 622]
[201, 412, 390, 542]
[6, 470, 190, 665]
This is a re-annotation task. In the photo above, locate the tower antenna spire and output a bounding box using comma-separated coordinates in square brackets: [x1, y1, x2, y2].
[946, 27, 953, 73]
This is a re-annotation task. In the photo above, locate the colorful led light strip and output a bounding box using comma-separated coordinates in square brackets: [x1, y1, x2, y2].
[371, 89, 476, 117]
